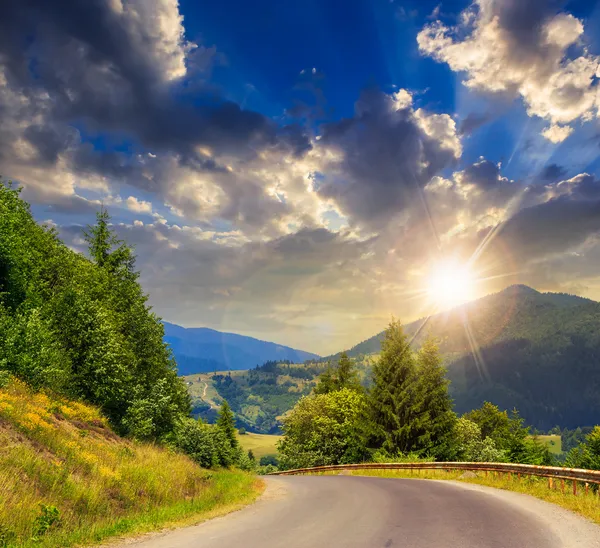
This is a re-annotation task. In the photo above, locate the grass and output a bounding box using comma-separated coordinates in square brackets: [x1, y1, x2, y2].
[321, 468, 600, 525]
[535, 434, 562, 454]
[0, 378, 264, 547]
[238, 433, 282, 459]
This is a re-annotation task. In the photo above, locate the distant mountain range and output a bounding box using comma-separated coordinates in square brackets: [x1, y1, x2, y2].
[180, 285, 600, 432]
[341, 285, 600, 429]
[163, 322, 320, 374]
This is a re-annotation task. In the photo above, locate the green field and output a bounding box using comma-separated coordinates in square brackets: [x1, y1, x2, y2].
[535, 434, 562, 454]
[238, 433, 283, 459]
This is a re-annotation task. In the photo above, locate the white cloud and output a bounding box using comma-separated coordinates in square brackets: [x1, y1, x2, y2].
[126, 196, 153, 214]
[541, 124, 574, 144]
[417, 1, 600, 141]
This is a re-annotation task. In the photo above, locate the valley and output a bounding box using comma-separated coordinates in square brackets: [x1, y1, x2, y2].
[183, 285, 600, 434]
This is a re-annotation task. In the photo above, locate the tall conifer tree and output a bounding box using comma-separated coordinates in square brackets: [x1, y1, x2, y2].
[412, 337, 457, 460]
[369, 319, 418, 454]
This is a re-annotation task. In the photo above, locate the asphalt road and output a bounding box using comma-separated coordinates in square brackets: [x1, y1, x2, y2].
[122, 476, 600, 548]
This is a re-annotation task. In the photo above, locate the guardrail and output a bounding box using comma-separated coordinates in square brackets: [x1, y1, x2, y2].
[270, 462, 600, 495]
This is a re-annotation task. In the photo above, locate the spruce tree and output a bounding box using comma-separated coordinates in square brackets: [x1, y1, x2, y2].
[369, 319, 418, 454]
[216, 400, 239, 450]
[412, 337, 457, 460]
[314, 353, 362, 395]
[83, 207, 137, 281]
[337, 352, 362, 392]
[314, 363, 336, 394]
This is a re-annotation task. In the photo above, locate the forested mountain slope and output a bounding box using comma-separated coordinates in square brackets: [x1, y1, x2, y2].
[163, 322, 320, 374]
[343, 285, 600, 429]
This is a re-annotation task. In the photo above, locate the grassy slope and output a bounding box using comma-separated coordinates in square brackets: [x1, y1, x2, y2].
[238, 433, 282, 459]
[0, 378, 263, 547]
[184, 369, 315, 433]
[536, 435, 562, 455]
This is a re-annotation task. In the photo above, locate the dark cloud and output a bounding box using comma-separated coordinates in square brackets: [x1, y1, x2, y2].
[539, 163, 567, 182]
[458, 112, 492, 135]
[494, 195, 600, 264]
[316, 89, 460, 229]
[492, 0, 566, 53]
[0, 0, 311, 198]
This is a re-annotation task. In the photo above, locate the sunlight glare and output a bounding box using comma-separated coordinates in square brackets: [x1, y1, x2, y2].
[427, 260, 475, 309]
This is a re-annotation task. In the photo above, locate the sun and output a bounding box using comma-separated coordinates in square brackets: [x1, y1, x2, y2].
[426, 260, 475, 309]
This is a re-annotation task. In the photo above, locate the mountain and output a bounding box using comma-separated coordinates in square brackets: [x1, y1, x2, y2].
[341, 285, 600, 429]
[163, 322, 320, 374]
[343, 285, 595, 358]
[183, 285, 600, 432]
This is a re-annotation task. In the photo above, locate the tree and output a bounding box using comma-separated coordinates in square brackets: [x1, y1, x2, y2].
[565, 426, 600, 470]
[454, 417, 505, 462]
[412, 337, 457, 460]
[314, 352, 362, 395]
[216, 400, 239, 451]
[83, 207, 136, 281]
[0, 182, 190, 441]
[368, 319, 419, 454]
[464, 402, 513, 450]
[278, 388, 370, 469]
[314, 363, 336, 395]
[464, 403, 553, 464]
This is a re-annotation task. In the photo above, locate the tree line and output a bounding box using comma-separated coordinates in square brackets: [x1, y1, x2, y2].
[0, 182, 251, 470]
[278, 319, 600, 470]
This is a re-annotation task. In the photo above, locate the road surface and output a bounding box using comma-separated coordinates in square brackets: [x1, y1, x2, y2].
[121, 476, 600, 548]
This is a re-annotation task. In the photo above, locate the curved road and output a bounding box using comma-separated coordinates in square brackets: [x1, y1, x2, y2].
[123, 476, 600, 548]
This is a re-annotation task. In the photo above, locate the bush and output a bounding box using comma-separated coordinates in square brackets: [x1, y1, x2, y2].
[278, 388, 370, 470]
[171, 418, 218, 468]
[259, 455, 279, 467]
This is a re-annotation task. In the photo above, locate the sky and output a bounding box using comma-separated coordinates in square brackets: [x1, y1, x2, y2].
[1, 0, 600, 355]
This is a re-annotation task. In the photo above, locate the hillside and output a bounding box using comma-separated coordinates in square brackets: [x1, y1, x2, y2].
[164, 323, 320, 374]
[342, 285, 600, 429]
[184, 360, 370, 434]
[194, 286, 600, 432]
[0, 376, 260, 547]
[184, 361, 331, 433]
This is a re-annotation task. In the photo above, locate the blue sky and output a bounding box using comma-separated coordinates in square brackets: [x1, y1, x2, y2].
[2, 0, 600, 353]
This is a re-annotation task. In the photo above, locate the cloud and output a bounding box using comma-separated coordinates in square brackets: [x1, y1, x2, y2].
[126, 196, 152, 214]
[417, 0, 600, 140]
[539, 164, 567, 182]
[0, 0, 313, 230]
[458, 112, 493, 135]
[312, 89, 461, 230]
[542, 124, 574, 144]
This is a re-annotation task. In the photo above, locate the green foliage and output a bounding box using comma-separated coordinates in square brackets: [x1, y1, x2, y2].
[32, 504, 61, 540]
[0, 524, 16, 548]
[171, 418, 218, 468]
[412, 338, 457, 460]
[341, 286, 600, 430]
[565, 426, 600, 470]
[464, 403, 554, 465]
[216, 400, 239, 451]
[259, 454, 279, 467]
[454, 417, 505, 462]
[0, 182, 190, 440]
[368, 319, 419, 454]
[314, 352, 362, 395]
[278, 388, 370, 469]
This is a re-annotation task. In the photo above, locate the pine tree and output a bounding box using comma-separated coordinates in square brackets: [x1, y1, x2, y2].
[369, 319, 418, 454]
[412, 337, 457, 460]
[336, 352, 362, 392]
[216, 400, 239, 450]
[314, 353, 362, 395]
[314, 363, 336, 394]
[83, 207, 137, 281]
